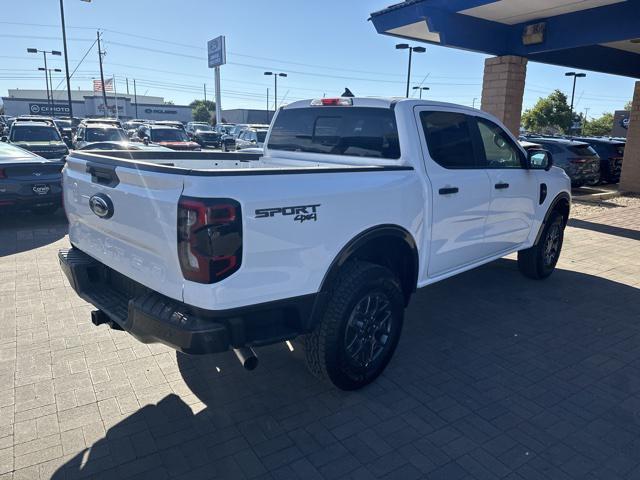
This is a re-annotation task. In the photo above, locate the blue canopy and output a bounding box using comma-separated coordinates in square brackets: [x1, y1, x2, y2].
[370, 0, 640, 78]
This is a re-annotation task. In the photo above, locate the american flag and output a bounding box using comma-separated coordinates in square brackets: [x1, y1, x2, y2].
[93, 78, 114, 93]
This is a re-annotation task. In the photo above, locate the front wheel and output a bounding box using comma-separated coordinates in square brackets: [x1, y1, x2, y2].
[305, 261, 404, 390]
[518, 211, 565, 279]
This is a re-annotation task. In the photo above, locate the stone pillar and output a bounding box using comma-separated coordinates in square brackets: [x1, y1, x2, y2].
[480, 55, 528, 137]
[619, 81, 640, 194]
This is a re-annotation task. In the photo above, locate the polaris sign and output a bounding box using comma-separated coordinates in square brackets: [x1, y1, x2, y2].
[29, 103, 70, 115]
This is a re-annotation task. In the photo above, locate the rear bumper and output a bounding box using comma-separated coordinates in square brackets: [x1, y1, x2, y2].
[58, 247, 319, 354]
[0, 191, 62, 209]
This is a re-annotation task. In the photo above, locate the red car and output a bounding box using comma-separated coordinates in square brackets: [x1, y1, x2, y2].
[138, 125, 200, 151]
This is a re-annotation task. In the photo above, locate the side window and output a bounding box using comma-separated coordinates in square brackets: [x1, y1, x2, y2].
[420, 111, 477, 169]
[476, 119, 524, 168]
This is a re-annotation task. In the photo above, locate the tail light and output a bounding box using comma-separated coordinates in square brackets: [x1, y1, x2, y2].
[310, 98, 353, 106]
[177, 196, 242, 284]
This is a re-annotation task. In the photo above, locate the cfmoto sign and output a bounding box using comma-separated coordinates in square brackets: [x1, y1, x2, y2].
[29, 103, 70, 115]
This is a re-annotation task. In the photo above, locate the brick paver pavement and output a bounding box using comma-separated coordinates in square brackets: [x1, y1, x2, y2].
[0, 205, 639, 479]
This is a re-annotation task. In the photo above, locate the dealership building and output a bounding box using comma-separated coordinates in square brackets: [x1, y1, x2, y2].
[1, 89, 193, 123]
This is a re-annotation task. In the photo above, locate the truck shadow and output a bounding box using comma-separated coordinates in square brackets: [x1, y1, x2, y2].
[0, 209, 67, 257]
[51, 259, 640, 479]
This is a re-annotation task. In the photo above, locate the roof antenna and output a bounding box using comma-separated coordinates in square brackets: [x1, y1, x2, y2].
[342, 88, 355, 97]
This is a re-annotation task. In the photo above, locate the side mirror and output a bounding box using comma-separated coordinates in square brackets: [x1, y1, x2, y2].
[251, 139, 257, 144]
[143, 137, 150, 145]
[528, 149, 553, 171]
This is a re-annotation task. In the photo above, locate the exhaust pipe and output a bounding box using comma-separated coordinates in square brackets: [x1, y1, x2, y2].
[233, 347, 258, 370]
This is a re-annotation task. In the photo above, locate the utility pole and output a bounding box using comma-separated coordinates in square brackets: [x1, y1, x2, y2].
[204, 84, 207, 102]
[59, 0, 73, 117]
[266, 88, 269, 123]
[582, 107, 590, 135]
[133, 79, 138, 119]
[96, 31, 108, 116]
[126, 77, 129, 95]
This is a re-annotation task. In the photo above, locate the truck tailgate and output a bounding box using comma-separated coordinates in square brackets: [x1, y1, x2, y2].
[63, 155, 185, 301]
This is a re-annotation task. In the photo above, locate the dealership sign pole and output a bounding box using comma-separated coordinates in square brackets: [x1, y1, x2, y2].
[207, 36, 226, 125]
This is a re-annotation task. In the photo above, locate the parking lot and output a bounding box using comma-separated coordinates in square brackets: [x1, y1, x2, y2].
[0, 201, 639, 480]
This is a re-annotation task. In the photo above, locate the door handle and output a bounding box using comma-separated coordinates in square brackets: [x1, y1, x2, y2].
[438, 187, 459, 195]
[494, 182, 510, 190]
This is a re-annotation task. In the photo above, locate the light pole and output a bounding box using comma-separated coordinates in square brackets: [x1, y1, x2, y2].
[396, 44, 426, 97]
[412, 86, 430, 99]
[59, 0, 92, 118]
[28, 48, 61, 115]
[565, 71, 586, 132]
[264, 72, 287, 115]
[38, 67, 62, 114]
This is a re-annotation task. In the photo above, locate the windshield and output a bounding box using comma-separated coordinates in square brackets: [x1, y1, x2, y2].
[268, 107, 400, 159]
[86, 128, 127, 142]
[10, 125, 61, 142]
[151, 129, 189, 142]
[54, 120, 72, 129]
[192, 124, 212, 131]
[218, 125, 234, 134]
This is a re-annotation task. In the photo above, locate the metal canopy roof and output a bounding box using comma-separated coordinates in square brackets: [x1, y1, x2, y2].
[370, 0, 640, 78]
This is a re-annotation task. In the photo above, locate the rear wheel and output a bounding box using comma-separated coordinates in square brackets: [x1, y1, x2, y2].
[518, 211, 565, 279]
[305, 261, 404, 390]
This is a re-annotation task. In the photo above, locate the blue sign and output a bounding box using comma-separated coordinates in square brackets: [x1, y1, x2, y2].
[29, 103, 70, 115]
[207, 36, 226, 68]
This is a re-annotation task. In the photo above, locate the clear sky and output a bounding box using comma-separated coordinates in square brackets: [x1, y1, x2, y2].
[0, 0, 636, 119]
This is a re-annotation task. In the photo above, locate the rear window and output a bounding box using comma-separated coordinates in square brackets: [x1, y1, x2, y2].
[257, 131, 267, 143]
[10, 125, 61, 142]
[268, 107, 400, 159]
[569, 144, 598, 157]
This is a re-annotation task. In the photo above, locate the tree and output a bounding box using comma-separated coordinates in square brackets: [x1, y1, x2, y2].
[521, 90, 572, 134]
[624, 100, 633, 111]
[190, 99, 215, 124]
[192, 104, 211, 123]
[582, 112, 614, 137]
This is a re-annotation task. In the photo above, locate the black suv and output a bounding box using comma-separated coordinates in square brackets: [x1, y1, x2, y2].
[3, 120, 69, 160]
[572, 137, 625, 184]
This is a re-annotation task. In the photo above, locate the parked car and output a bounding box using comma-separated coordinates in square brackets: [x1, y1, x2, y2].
[59, 97, 570, 390]
[191, 129, 222, 149]
[122, 120, 146, 131]
[137, 125, 200, 150]
[3, 120, 69, 159]
[525, 137, 600, 187]
[572, 137, 625, 184]
[214, 124, 235, 135]
[235, 128, 268, 150]
[185, 122, 212, 137]
[0, 141, 63, 214]
[73, 124, 129, 150]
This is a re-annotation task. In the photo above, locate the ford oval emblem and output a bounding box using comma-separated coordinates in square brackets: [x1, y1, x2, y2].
[89, 193, 114, 219]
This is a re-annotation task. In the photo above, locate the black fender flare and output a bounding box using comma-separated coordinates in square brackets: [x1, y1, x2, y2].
[534, 192, 571, 245]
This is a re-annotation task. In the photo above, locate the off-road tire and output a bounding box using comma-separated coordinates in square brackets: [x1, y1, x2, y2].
[518, 211, 565, 280]
[304, 261, 404, 390]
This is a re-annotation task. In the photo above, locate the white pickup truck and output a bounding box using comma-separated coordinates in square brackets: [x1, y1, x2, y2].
[59, 97, 570, 390]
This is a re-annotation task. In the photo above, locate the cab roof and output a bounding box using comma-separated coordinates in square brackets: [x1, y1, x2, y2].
[283, 97, 481, 114]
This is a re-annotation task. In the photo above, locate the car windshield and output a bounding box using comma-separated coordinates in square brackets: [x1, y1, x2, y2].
[257, 131, 268, 142]
[86, 128, 127, 142]
[193, 124, 212, 131]
[218, 126, 234, 134]
[151, 128, 189, 142]
[54, 120, 72, 129]
[0, 141, 38, 160]
[10, 125, 61, 142]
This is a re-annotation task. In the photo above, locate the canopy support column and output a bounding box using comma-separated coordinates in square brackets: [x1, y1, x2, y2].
[620, 82, 640, 193]
[481, 55, 527, 137]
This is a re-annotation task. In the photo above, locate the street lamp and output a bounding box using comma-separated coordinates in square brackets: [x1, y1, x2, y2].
[396, 44, 426, 97]
[412, 86, 430, 99]
[59, 0, 92, 118]
[264, 71, 287, 114]
[565, 71, 586, 132]
[28, 48, 62, 114]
